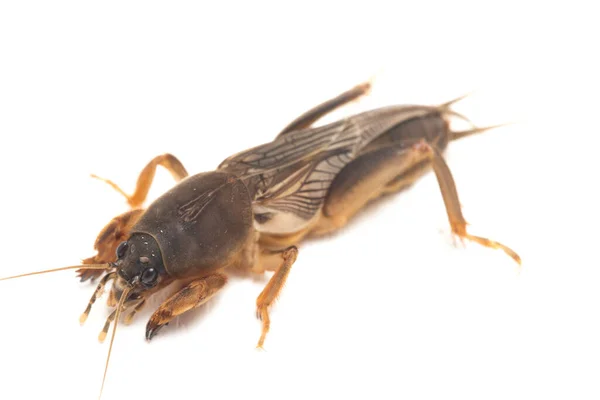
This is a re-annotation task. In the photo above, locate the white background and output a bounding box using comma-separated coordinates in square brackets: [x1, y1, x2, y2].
[0, 2, 598, 400]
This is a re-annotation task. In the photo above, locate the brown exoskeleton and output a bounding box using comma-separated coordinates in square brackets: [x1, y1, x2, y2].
[1, 81, 520, 398]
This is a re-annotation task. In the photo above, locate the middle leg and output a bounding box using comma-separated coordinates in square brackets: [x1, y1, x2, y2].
[255, 246, 299, 349]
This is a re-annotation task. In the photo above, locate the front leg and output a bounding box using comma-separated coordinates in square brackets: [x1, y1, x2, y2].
[78, 209, 145, 282]
[145, 273, 227, 340]
[93, 153, 188, 209]
[80, 154, 188, 281]
[255, 246, 299, 349]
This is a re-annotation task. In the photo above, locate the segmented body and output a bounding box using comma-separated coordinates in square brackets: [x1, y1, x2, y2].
[218, 105, 451, 241]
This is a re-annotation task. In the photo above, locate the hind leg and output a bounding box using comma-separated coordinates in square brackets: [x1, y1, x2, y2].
[315, 141, 433, 233]
[277, 81, 371, 136]
[316, 141, 520, 264]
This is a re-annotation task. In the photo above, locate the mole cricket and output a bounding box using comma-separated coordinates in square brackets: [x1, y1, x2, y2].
[1, 81, 520, 398]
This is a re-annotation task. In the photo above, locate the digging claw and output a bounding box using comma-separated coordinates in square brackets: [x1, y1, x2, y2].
[146, 321, 168, 341]
[77, 260, 105, 282]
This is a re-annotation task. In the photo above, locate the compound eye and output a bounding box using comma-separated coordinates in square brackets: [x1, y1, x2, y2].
[116, 241, 129, 259]
[141, 268, 158, 286]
